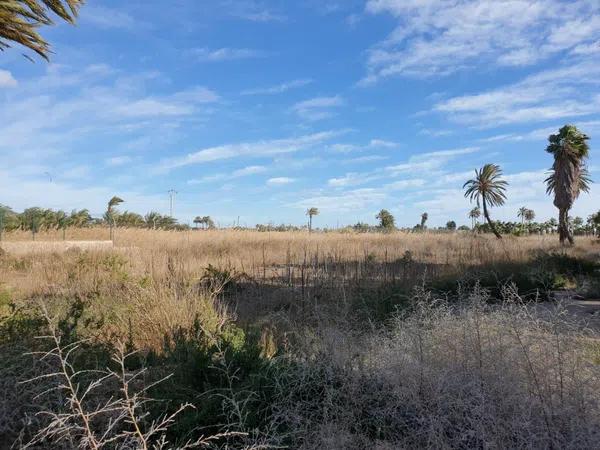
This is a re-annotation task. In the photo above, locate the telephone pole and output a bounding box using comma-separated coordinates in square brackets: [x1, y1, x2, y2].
[168, 189, 178, 217]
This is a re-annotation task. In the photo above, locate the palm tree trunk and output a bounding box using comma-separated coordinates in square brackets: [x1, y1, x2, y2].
[309, 215, 312, 233]
[482, 196, 502, 239]
[558, 208, 574, 246]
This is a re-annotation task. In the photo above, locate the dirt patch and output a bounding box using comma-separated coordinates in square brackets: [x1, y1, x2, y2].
[0, 240, 114, 255]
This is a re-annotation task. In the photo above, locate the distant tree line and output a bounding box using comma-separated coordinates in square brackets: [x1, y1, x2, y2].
[0, 204, 191, 240]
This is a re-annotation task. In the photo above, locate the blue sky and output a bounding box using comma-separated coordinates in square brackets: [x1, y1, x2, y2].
[0, 0, 599, 228]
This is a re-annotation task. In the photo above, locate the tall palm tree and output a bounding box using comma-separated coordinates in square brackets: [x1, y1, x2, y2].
[468, 206, 481, 230]
[306, 207, 319, 232]
[517, 206, 528, 226]
[544, 125, 591, 246]
[0, 0, 84, 60]
[463, 164, 508, 239]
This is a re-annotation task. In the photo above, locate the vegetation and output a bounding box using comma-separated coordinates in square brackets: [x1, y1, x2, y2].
[545, 125, 592, 246]
[376, 209, 395, 231]
[0, 0, 84, 60]
[464, 164, 508, 239]
[1, 230, 599, 448]
[306, 207, 319, 233]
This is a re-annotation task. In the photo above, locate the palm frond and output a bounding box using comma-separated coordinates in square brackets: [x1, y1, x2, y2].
[0, 0, 84, 60]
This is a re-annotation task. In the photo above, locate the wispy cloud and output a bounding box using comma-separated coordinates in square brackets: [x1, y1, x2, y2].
[241, 79, 313, 96]
[105, 156, 133, 167]
[327, 147, 478, 188]
[188, 165, 267, 184]
[293, 188, 386, 212]
[159, 130, 344, 171]
[80, 5, 137, 29]
[362, 0, 600, 83]
[292, 96, 344, 121]
[193, 47, 268, 62]
[433, 62, 600, 126]
[0, 70, 17, 88]
[267, 177, 295, 186]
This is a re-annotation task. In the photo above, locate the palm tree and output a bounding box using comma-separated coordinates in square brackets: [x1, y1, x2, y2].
[468, 206, 481, 230]
[0, 0, 83, 60]
[56, 210, 70, 240]
[306, 207, 319, 233]
[193, 216, 203, 229]
[517, 207, 528, 226]
[463, 164, 508, 239]
[544, 125, 592, 246]
[107, 196, 124, 241]
[524, 209, 535, 225]
[420, 212, 428, 230]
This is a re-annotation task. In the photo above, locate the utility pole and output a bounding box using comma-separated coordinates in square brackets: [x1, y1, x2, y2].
[168, 189, 178, 217]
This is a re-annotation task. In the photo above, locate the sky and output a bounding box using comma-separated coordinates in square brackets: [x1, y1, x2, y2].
[0, 0, 599, 228]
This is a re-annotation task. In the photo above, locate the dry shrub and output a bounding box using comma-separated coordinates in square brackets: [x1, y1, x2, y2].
[271, 286, 600, 449]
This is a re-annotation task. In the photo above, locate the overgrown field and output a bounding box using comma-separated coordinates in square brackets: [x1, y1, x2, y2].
[1, 230, 600, 449]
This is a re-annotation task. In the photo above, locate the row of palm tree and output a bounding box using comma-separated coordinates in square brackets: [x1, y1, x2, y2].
[464, 125, 592, 245]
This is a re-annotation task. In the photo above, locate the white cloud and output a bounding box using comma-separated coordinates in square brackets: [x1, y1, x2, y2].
[241, 79, 313, 96]
[193, 47, 267, 62]
[327, 147, 478, 188]
[105, 156, 133, 167]
[363, 0, 600, 83]
[267, 177, 295, 186]
[481, 120, 600, 143]
[80, 5, 137, 29]
[0, 65, 220, 156]
[188, 165, 267, 184]
[292, 96, 344, 121]
[368, 139, 399, 148]
[160, 130, 343, 171]
[293, 188, 387, 212]
[434, 62, 600, 126]
[0, 70, 17, 88]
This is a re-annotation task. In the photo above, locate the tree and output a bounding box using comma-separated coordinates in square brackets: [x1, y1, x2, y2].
[106, 196, 124, 240]
[21, 207, 44, 240]
[524, 209, 535, 225]
[202, 216, 215, 230]
[146, 212, 161, 230]
[56, 210, 70, 240]
[463, 164, 508, 239]
[545, 125, 592, 246]
[0, 0, 84, 60]
[446, 220, 457, 231]
[588, 211, 600, 237]
[517, 207, 528, 226]
[306, 207, 319, 233]
[420, 212, 428, 230]
[376, 209, 395, 231]
[468, 206, 481, 230]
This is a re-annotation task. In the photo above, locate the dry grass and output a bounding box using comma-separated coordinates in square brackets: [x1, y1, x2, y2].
[1, 228, 599, 448]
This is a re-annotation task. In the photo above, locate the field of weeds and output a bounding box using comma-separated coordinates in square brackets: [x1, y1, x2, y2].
[1, 229, 599, 449]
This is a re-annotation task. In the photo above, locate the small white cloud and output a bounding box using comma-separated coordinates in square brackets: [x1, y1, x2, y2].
[105, 156, 133, 167]
[193, 47, 267, 62]
[292, 96, 344, 121]
[267, 177, 295, 186]
[369, 139, 399, 148]
[0, 70, 17, 88]
[241, 79, 313, 96]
